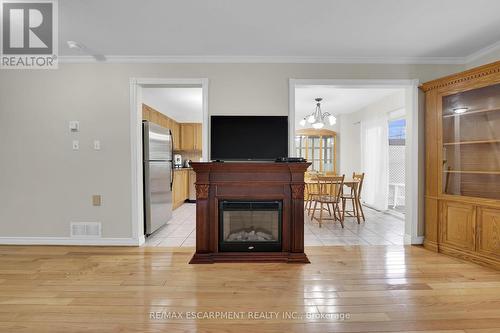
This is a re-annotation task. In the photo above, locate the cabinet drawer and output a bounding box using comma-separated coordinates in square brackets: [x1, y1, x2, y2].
[440, 201, 476, 251]
[477, 207, 500, 259]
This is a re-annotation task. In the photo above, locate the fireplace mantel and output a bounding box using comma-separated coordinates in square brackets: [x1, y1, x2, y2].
[189, 162, 311, 264]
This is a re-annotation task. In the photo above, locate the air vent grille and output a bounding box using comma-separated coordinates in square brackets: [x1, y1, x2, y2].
[70, 222, 102, 237]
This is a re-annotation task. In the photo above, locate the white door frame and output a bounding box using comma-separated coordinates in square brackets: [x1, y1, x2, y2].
[129, 78, 209, 245]
[289, 79, 423, 244]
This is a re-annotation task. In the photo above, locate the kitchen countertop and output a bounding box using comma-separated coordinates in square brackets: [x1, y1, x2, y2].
[173, 167, 193, 171]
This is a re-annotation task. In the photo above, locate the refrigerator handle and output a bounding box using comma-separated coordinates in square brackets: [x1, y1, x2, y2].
[170, 130, 174, 190]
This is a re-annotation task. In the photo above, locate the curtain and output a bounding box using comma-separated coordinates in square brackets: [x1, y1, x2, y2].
[360, 114, 389, 211]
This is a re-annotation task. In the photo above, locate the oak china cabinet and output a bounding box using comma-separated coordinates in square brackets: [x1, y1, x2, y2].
[295, 128, 337, 175]
[421, 61, 500, 269]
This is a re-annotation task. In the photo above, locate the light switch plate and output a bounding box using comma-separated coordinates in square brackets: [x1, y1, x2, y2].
[72, 140, 79, 150]
[69, 121, 79, 132]
[93, 140, 101, 150]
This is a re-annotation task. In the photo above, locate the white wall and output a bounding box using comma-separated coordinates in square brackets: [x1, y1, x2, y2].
[0, 62, 464, 242]
[339, 91, 405, 176]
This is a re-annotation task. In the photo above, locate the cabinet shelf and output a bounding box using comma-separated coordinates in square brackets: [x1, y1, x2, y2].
[442, 107, 500, 118]
[443, 170, 500, 175]
[443, 139, 500, 146]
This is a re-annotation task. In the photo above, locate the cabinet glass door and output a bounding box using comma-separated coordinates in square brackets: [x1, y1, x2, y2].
[441, 83, 500, 199]
[322, 136, 334, 172]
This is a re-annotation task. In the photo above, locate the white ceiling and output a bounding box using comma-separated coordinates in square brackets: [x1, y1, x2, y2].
[295, 86, 403, 124]
[142, 87, 202, 122]
[59, 0, 500, 62]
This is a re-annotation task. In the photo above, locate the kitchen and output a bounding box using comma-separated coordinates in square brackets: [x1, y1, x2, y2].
[141, 86, 203, 245]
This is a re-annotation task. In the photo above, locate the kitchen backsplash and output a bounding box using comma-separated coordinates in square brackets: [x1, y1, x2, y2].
[175, 150, 202, 162]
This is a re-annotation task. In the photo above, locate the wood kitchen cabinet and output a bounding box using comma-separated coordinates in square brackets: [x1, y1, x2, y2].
[421, 60, 500, 269]
[171, 121, 180, 150]
[180, 123, 202, 151]
[172, 169, 189, 210]
[188, 170, 197, 201]
[143, 106, 201, 152]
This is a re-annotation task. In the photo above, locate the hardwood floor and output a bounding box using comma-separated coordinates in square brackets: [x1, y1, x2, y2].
[0, 245, 499, 332]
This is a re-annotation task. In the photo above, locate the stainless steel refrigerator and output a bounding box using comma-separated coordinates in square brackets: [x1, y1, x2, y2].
[143, 121, 173, 235]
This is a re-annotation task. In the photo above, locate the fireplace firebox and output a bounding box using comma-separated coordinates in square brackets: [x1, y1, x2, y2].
[219, 201, 282, 252]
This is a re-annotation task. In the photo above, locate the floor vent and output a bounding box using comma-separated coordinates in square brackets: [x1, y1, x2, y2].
[70, 222, 102, 237]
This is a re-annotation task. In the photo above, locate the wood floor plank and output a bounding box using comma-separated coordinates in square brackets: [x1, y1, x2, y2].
[0, 245, 498, 332]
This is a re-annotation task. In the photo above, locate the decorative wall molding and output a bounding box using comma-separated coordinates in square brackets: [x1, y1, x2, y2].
[195, 184, 210, 200]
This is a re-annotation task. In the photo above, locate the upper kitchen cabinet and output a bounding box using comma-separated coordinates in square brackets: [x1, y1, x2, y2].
[421, 60, 500, 269]
[171, 121, 180, 151]
[142, 104, 181, 150]
[195, 123, 202, 151]
[180, 123, 202, 151]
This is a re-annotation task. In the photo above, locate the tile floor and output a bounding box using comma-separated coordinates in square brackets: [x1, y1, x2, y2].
[145, 202, 406, 247]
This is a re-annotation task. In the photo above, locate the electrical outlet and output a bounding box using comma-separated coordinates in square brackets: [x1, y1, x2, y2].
[93, 140, 101, 150]
[92, 195, 101, 206]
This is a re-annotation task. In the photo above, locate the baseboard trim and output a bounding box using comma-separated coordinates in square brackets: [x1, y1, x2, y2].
[411, 235, 424, 245]
[439, 244, 500, 270]
[423, 240, 439, 252]
[0, 237, 143, 246]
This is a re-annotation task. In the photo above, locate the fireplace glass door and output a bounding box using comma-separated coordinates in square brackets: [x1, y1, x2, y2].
[219, 201, 282, 252]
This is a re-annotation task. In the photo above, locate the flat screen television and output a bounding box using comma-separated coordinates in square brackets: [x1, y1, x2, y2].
[210, 116, 288, 161]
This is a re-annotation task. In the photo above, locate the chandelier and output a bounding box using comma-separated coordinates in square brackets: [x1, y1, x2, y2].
[299, 98, 336, 129]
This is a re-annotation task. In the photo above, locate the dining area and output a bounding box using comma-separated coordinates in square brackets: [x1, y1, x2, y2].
[301, 170, 405, 246]
[305, 172, 365, 227]
[295, 128, 405, 246]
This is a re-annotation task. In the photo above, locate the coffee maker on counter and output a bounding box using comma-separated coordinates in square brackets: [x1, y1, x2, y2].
[174, 154, 183, 168]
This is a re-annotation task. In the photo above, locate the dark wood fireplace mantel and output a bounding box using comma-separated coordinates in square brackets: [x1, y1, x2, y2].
[189, 162, 311, 264]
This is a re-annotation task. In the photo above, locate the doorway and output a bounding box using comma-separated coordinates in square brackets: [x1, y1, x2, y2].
[289, 79, 422, 245]
[129, 78, 209, 245]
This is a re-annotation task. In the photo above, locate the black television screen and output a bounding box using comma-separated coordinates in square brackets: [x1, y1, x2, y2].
[210, 116, 288, 161]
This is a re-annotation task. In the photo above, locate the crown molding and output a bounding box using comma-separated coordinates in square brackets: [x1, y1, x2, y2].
[465, 40, 500, 64]
[57, 41, 500, 65]
[58, 55, 467, 65]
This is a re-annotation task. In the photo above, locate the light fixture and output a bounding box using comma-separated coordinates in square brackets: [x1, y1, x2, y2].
[453, 107, 468, 114]
[67, 40, 84, 49]
[299, 98, 336, 129]
[312, 122, 324, 129]
[328, 115, 336, 125]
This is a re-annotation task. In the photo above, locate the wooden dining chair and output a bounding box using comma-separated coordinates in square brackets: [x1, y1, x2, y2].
[305, 171, 324, 216]
[310, 175, 345, 228]
[305, 178, 320, 216]
[341, 172, 365, 223]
